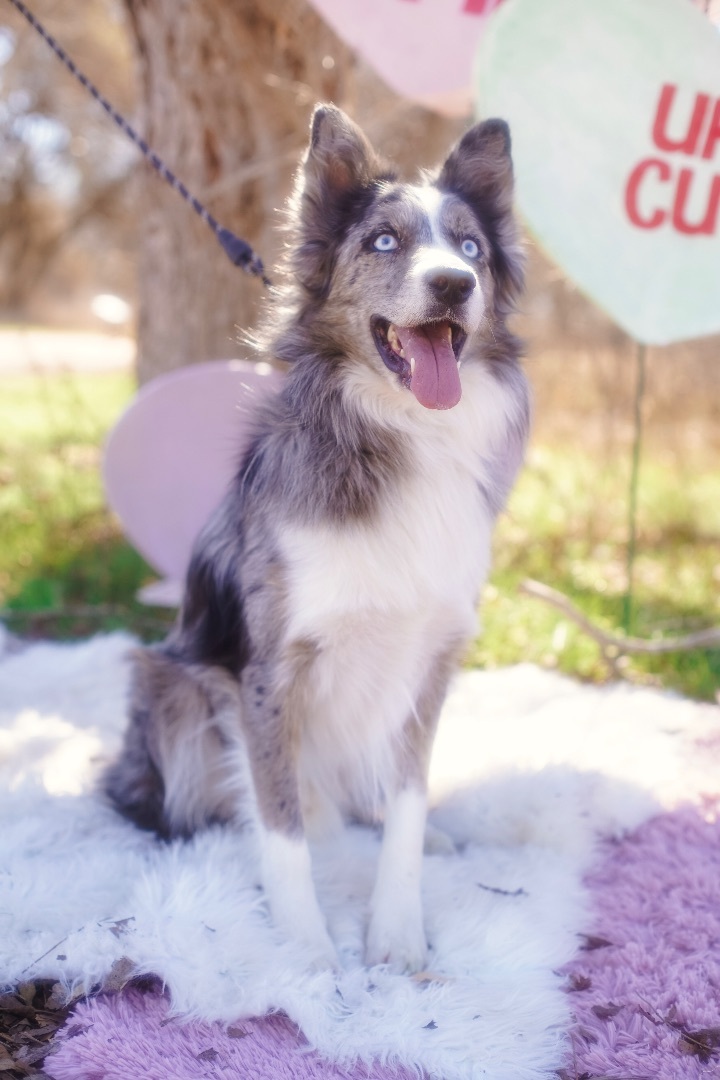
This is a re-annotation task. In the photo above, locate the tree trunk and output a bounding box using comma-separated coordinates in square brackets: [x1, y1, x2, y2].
[124, 0, 460, 383]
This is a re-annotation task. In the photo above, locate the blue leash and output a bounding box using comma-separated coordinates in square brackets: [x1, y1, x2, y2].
[7, 0, 272, 287]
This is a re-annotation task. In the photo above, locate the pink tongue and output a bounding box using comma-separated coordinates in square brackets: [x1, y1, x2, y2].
[396, 324, 461, 410]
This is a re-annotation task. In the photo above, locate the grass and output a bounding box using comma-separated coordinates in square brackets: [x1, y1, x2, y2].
[474, 445, 720, 700]
[1, 362, 718, 700]
[0, 370, 173, 641]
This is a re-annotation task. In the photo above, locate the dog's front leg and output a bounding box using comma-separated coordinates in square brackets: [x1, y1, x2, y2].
[366, 784, 429, 972]
[241, 661, 337, 968]
[366, 646, 461, 972]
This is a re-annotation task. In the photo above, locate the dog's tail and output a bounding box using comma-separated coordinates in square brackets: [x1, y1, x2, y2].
[103, 646, 249, 839]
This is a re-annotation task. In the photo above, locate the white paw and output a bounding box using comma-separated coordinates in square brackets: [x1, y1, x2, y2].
[270, 890, 339, 970]
[261, 831, 338, 970]
[293, 924, 340, 972]
[270, 898, 339, 970]
[366, 903, 428, 973]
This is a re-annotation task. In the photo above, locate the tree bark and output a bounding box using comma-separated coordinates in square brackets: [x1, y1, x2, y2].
[124, 0, 460, 383]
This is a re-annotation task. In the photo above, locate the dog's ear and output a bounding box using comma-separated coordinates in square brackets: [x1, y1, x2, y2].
[305, 104, 381, 199]
[436, 119, 523, 310]
[290, 105, 390, 298]
[436, 118, 514, 212]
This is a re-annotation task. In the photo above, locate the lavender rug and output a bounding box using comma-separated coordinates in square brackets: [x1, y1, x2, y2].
[561, 801, 720, 1080]
[48, 992, 414, 1080]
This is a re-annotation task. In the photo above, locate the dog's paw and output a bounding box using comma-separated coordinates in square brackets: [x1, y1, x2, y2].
[274, 902, 339, 971]
[365, 905, 428, 973]
[296, 928, 341, 973]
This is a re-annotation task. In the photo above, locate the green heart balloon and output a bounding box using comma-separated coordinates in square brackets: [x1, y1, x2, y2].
[476, 0, 720, 345]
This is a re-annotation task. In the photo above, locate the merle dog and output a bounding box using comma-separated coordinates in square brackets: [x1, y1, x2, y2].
[105, 104, 530, 972]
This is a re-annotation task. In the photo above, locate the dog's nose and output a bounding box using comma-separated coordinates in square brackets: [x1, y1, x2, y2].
[425, 267, 475, 306]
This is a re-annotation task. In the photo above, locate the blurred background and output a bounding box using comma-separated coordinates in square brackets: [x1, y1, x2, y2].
[0, 0, 718, 698]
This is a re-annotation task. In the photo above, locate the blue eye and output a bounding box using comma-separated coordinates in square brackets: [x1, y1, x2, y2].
[461, 237, 480, 259]
[373, 232, 399, 252]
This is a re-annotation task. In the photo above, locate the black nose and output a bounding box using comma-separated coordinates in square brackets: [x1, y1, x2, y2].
[425, 266, 475, 306]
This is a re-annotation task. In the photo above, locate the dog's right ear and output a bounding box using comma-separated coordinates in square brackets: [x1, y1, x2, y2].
[289, 105, 390, 298]
[305, 105, 380, 200]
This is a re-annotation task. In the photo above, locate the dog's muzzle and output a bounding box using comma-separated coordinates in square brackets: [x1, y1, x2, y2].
[371, 317, 468, 410]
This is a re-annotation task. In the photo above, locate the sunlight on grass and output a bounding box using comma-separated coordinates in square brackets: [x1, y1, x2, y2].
[0, 371, 173, 640]
[1, 364, 718, 699]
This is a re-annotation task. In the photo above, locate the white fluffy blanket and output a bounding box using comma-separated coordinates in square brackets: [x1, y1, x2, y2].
[1, 629, 717, 1080]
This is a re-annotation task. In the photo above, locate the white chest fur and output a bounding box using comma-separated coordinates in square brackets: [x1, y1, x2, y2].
[275, 364, 515, 816]
[280, 455, 488, 641]
[280, 362, 513, 639]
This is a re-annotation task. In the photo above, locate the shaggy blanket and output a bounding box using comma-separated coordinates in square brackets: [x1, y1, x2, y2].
[0, 628, 718, 1079]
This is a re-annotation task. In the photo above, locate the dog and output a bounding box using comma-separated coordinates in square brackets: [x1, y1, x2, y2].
[104, 104, 530, 973]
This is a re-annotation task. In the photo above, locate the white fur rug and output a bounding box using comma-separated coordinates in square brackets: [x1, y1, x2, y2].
[1, 628, 718, 1080]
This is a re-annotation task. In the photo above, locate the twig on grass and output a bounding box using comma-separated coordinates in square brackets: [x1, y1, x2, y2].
[520, 579, 720, 678]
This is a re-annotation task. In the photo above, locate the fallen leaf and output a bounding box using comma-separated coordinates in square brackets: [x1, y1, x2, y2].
[15, 1040, 54, 1066]
[108, 917, 135, 939]
[197, 1047, 219, 1061]
[29, 1024, 61, 1040]
[578, 934, 613, 951]
[16, 985, 35, 1008]
[678, 1027, 720, 1063]
[592, 1004, 622, 1020]
[102, 957, 135, 994]
[44, 984, 67, 1012]
[0, 995, 35, 1020]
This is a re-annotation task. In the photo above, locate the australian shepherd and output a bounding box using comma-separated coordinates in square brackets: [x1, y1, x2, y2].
[104, 104, 530, 973]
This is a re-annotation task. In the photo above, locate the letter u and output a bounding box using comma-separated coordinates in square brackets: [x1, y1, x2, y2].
[652, 84, 709, 156]
[672, 168, 720, 235]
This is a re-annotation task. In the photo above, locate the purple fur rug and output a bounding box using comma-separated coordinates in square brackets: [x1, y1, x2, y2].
[47, 993, 414, 1080]
[47, 803, 720, 1080]
[561, 801, 720, 1079]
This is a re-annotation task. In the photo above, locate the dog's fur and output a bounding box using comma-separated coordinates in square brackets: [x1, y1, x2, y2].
[104, 105, 530, 971]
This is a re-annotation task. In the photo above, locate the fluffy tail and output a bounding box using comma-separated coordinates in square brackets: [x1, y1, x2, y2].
[103, 646, 248, 839]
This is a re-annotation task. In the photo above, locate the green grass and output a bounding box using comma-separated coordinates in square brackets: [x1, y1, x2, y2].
[472, 445, 720, 700]
[1, 368, 718, 699]
[0, 371, 173, 641]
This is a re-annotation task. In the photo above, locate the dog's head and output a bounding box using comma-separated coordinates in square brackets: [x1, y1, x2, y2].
[279, 105, 522, 412]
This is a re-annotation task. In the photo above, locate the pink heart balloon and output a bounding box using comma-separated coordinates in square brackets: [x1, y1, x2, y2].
[103, 361, 284, 597]
[307, 0, 505, 116]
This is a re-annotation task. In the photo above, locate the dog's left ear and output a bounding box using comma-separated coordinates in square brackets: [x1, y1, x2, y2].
[436, 118, 514, 212]
[290, 105, 390, 298]
[436, 119, 522, 311]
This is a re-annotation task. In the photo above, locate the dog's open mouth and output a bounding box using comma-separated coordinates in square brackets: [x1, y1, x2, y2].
[371, 317, 467, 411]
